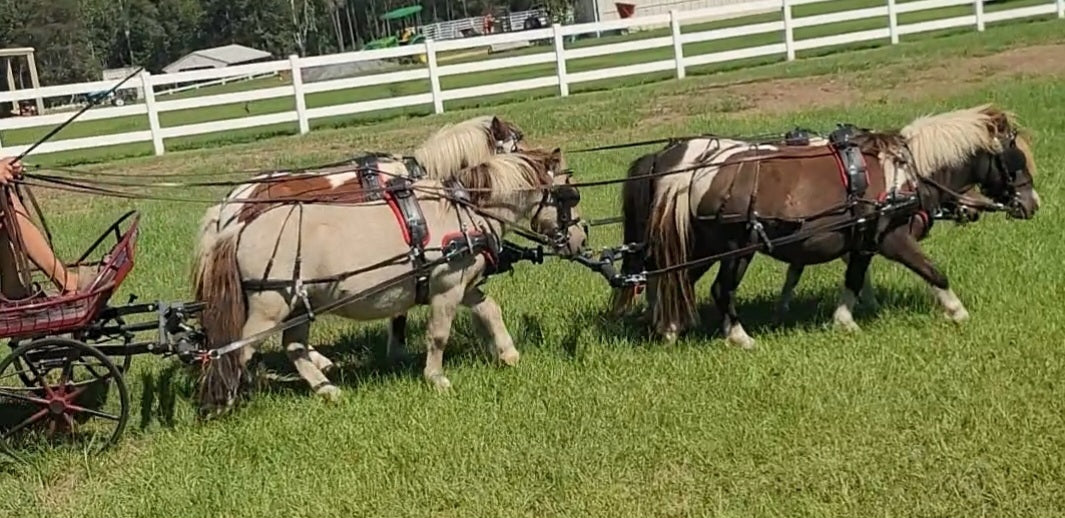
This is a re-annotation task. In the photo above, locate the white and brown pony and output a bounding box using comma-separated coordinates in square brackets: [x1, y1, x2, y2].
[192, 148, 586, 413]
[613, 104, 1039, 347]
[203, 114, 526, 364]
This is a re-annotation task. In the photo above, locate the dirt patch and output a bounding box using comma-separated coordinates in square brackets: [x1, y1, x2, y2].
[642, 43, 1065, 122]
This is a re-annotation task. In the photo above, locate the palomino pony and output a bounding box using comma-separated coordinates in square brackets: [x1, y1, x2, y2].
[612, 104, 1039, 347]
[192, 148, 586, 412]
[207, 114, 526, 368]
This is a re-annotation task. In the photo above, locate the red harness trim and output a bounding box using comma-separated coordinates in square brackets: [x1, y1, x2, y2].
[380, 173, 431, 248]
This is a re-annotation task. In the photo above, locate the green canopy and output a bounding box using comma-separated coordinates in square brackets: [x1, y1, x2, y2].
[380, 5, 422, 20]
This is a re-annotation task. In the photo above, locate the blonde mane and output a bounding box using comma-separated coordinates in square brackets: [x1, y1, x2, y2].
[451, 149, 555, 208]
[900, 103, 1021, 178]
[413, 116, 498, 180]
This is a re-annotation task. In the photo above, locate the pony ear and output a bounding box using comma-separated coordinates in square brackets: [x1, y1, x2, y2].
[490, 116, 506, 138]
[551, 147, 562, 160]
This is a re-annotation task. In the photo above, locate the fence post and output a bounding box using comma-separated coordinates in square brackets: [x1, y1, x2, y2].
[425, 39, 444, 114]
[1057, 0, 1063, 19]
[140, 71, 165, 156]
[289, 55, 310, 135]
[782, 0, 796, 61]
[670, 10, 686, 79]
[974, 0, 985, 31]
[887, 0, 899, 44]
[552, 24, 570, 97]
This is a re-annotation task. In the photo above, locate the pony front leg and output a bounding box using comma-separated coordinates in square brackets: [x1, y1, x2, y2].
[841, 253, 879, 310]
[833, 252, 873, 333]
[710, 255, 756, 349]
[424, 290, 463, 391]
[879, 230, 969, 323]
[777, 263, 804, 319]
[462, 287, 520, 367]
[283, 321, 341, 402]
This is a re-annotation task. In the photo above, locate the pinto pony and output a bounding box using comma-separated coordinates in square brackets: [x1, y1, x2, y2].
[613, 104, 1039, 347]
[203, 115, 526, 364]
[192, 147, 586, 413]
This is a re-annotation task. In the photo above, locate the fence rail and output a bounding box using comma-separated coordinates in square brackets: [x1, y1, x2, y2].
[0, 0, 1062, 158]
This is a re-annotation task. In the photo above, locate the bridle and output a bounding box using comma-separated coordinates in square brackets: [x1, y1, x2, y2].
[495, 127, 525, 153]
[917, 130, 1032, 218]
[530, 168, 585, 249]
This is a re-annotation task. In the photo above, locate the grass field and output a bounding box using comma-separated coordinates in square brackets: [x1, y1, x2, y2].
[1, 0, 1059, 167]
[1, 15, 1065, 517]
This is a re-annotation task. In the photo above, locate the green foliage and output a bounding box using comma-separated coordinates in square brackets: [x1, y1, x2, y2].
[0, 0, 574, 83]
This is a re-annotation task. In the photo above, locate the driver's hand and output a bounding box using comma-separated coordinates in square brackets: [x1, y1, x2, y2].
[0, 157, 24, 185]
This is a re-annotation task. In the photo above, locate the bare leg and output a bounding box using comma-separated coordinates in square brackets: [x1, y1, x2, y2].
[0, 227, 28, 299]
[4, 194, 77, 293]
[878, 230, 968, 323]
[283, 321, 340, 401]
[833, 252, 872, 332]
[424, 289, 463, 391]
[462, 287, 520, 366]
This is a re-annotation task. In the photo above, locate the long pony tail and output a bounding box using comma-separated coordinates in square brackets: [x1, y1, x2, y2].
[648, 178, 697, 339]
[191, 232, 248, 412]
[611, 153, 658, 316]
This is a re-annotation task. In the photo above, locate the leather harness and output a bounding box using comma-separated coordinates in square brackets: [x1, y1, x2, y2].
[238, 154, 505, 314]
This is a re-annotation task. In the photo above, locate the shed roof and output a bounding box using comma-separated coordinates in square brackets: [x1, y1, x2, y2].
[163, 44, 272, 73]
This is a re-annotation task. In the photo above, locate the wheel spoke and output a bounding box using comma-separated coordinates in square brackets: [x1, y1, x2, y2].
[2, 408, 48, 439]
[0, 388, 49, 406]
[22, 359, 54, 398]
[65, 404, 121, 421]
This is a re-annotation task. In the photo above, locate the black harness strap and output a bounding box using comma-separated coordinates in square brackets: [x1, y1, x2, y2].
[385, 176, 432, 305]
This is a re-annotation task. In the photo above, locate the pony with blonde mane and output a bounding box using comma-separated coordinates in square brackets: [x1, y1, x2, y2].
[192, 147, 586, 414]
[613, 103, 1039, 347]
[199, 114, 526, 366]
[775, 104, 1040, 327]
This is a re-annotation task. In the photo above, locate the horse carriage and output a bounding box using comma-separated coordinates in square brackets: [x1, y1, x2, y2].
[0, 69, 1041, 460]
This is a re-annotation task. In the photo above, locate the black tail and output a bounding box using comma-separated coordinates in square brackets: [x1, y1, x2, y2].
[610, 151, 658, 315]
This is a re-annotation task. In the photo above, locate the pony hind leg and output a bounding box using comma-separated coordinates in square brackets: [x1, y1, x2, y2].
[283, 321, 342, 402]
[462, 287, 520, 367]
[386, 314, 411, 363]
[710, 254, 756, 349]
[833, 252, 873, 333]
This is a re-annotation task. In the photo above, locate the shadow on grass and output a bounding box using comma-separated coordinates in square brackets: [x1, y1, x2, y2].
[239, 310, 550, 398]
[573, 281, 939, 346]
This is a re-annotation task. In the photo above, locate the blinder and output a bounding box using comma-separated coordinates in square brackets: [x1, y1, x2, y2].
[987, 130, 1032, 217]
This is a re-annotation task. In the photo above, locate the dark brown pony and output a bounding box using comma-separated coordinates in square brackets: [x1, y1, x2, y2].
[612, 104, 1040, 347]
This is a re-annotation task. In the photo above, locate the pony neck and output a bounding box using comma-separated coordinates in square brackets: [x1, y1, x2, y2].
[923, 152, 985, 211]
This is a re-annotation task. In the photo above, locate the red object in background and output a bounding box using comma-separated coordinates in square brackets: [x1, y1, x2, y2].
[483, 13, 495, 34]
[615, 2, 636, 18]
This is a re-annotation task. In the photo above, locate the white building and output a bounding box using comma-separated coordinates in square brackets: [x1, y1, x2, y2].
[574, 0, 778, 28]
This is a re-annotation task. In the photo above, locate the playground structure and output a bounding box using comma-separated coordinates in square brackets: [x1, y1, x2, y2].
[0, 47, 43, 117]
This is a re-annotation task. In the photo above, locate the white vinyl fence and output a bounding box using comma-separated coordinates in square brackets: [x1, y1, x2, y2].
[0, 0, 1062, 158]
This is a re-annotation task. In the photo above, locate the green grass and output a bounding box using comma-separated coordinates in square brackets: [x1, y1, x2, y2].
[2, 0, 1060, 165]
[1, 17, 1065, 517]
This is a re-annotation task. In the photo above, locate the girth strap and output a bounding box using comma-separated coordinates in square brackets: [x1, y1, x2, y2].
[385, 176, 432, 305]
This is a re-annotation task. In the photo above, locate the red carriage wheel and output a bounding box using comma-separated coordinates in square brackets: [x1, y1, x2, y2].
[0, 338, 129, 458]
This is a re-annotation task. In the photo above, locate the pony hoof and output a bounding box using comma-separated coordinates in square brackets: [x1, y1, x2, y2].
[662, 331, 678, 344]
[316, 384, 343, 403]
[835, 319, 862, 333]
[729, 337, 756, 350]
[947, 307, 970, 324]
[427, 374, 452, 392]
[498, 348, 521, 367]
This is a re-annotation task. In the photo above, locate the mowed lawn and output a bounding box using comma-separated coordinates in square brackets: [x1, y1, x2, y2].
[2, 21, 1065, 518]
